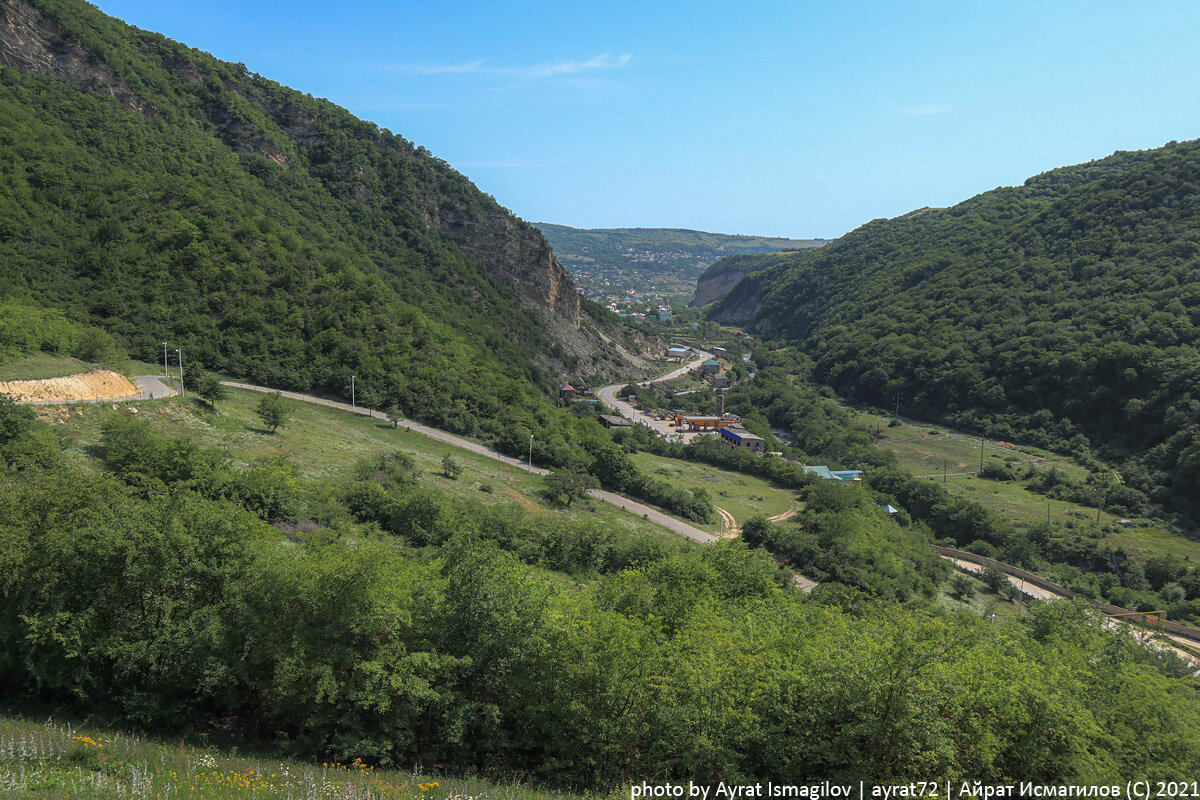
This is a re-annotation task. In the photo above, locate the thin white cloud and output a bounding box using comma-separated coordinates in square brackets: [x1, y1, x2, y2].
[408, 59, 486, 75]
[386, 53, 632, 80]
[897, 104, 950, 115]
[522, 52, 631, 78]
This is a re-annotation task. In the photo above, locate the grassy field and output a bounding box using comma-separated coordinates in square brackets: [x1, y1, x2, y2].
[0, 715, 591, 800]
[40, 388, 693, 551]
[857, 410, 1089, 482]
[0, 352, 98, 382]
[629, 451, 798, 534]
[846, 409, 1092, 531]
[841, 407, 1200, 561]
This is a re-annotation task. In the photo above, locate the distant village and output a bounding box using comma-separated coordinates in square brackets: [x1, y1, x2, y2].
[564, 247, 711, 301]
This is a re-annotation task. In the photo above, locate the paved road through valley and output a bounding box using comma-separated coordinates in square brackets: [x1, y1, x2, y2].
[596, 350, 714, 440]
[220, 381, 719, 545]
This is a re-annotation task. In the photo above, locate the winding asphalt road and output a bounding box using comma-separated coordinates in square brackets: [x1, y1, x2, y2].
[593, 353, 820, 592]
[595, 350, 714, 439]
[220, 381, 720, 545]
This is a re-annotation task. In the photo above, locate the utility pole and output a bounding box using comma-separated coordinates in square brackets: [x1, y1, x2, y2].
[1047, 499, 1051, 527]
[943, 460, 947, 483]
[176, 348, 184, 397]
[528, 435, 534, 473]
[979, 436, 985, 473]
[162, 342, 168, 379]
[351, 375, 356, 412]
[894, 391, 902, 419]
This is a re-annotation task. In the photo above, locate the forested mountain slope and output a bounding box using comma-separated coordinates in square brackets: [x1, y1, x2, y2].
[0, 0, 649, 425]
[708, 141, 1200, 523]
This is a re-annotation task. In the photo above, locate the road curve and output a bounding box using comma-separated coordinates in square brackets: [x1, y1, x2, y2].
[219, 381, 720, 546]
[593, 352, 819, 592]
[596, 350, 713, 438]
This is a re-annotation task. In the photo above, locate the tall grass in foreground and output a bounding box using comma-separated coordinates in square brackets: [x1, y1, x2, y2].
[0, 717, 590, 800]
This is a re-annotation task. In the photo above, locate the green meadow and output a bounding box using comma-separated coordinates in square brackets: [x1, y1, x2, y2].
[629, 450, 798, 534]
[44, 387, 693, 552]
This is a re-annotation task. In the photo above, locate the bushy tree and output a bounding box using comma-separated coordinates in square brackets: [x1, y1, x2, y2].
[256, 392, 292, 434]
[950, 573, 976, 600]
[195, 371, 227, 409]
[385, 405, 404, 428]
[544, 469, 598, 507]
[0, 394, 34, 445]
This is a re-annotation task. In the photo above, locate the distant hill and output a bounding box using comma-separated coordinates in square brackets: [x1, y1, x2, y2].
[534, 223, 825, 301]
[0, 0, 651, 432]
[691, 251, 803, 307]
[708, 140, 1200, 524]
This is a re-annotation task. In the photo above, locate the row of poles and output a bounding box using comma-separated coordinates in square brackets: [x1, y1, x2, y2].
[155, 356, 530, 475]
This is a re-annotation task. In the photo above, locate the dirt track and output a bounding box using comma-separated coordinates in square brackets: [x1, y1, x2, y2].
[0, 370, 140, 402]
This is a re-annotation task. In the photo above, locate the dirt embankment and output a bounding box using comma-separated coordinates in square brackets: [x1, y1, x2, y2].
[0, 370, 140, 402]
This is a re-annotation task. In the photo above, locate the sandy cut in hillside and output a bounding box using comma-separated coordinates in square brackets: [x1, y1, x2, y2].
[0, 369, 140, 402]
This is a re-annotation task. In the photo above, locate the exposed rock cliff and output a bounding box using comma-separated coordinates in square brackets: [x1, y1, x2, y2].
[0, 0, 152, 115]
[692, 252, 796, 311]
[691, 260, 752, 307]
[428, 204, 579, 325]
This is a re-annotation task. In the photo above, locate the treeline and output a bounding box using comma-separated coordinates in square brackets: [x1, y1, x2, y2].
[741, 480, 949, 603]
[90, 410, 690, 576]
[3, 411, 1200, 786]
[708, 140, 1200, 525]
[0, 300, 126, 369]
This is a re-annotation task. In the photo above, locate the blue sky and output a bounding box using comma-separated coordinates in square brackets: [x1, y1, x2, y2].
[96, 1, 1200, 239]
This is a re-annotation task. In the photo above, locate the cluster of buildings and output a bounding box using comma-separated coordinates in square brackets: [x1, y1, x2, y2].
[608, 306, 673, 325]
[558, 383, 599, 406]
[670, 413, 864, 480]
[673, 414, 765, 455]
[595, 347, 865, 481]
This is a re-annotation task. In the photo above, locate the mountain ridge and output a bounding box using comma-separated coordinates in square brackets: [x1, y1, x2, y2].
[707, 139, 1200, 523]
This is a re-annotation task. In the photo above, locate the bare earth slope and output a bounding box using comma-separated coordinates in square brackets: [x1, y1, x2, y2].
[0, 369, 139, 402]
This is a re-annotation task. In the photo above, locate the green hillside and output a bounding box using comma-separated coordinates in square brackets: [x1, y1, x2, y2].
[535, 223, 824, 300]
[0, 0, 645, 434]
[708, 140, 1200, 526]
[5, 397, 1200, 787]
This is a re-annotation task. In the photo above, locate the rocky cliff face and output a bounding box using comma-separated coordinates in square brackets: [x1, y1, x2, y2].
[692, 264, 751, 307]
[691, 252, 797, 310]
[0, 0, 152, 115]
[707, 280, 766, 326]
[428, 204, 580, 326]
